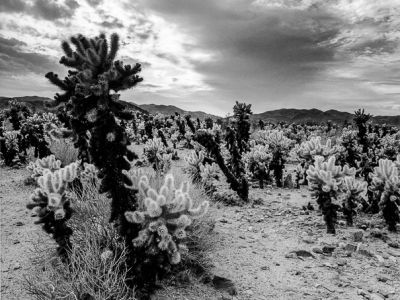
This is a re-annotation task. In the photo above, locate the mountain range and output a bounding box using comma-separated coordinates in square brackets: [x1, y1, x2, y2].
[1, 96, 399, 126]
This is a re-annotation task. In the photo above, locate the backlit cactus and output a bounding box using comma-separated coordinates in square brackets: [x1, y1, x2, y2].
[27, 162, 79, 260]
[27, 154, 62, 179]
[341, 176, 367, 226]
[370, 159, 400, 231]
[184, 150, 205, 183]
[298, 137, 342, 162]
[307, 156, 356, 233]
[124, 174, 209, 280]
[144, 138, 172, 173]
[243, 142, 272, 188]
[254, 129, 293, 187]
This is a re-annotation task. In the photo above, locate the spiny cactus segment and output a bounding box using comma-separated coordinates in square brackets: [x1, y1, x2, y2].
[27, 162, 78, 260]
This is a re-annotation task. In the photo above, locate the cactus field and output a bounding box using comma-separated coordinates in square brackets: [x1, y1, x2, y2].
[1, 32, 400, 300]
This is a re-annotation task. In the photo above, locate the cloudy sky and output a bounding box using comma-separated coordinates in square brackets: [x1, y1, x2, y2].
[0, 0, 399, 116]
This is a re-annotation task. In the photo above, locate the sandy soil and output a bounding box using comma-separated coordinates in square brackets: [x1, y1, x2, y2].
[2, 154, 400, 299]
[0, 167, 44, 299]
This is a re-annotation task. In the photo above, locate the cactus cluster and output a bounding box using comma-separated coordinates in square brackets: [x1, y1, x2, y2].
[0, 130, 23, 166]
[184, 150, 205, 183]
[27, 154, 62, 179]
[297, 137, 342, 162]
[254, 130, 293, 187]
[143, 138, 172, 174]
[370, 159, 400, 231]
[124, 174, 209, 284]
[341, 176, 367, 226]
[243, 142, 272, 188]
[307, 156, 356, 233]
[27, 162, 78, 260]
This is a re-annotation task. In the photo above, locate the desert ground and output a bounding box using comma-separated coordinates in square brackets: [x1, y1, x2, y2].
[2, 147, 400, 300]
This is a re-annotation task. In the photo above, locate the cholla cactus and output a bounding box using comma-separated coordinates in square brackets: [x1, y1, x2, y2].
[184, 150, 205, 183]
[27, 154, 62, 179]
[370, 159, 400, 231]
[298, 137, 342, 162]
[144, 138, 171, 173]
[243, 143, 272, 188]
[1, 130, 22, 166]
[253, 130, 293, 187]
[255, 129, 293, 151]
[336, 128, 362, 168]
[307, 156, 356, 233]
[27, 162, 78, 260]
[124, 174, 209, 280]
[341, 177, 367, 226]
[80, 162, 98, 181]
[378, 133, 400, 160]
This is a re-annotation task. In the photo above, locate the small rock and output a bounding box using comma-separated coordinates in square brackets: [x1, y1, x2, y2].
[369, 293, 385, 300]
[13, 263, 21, 270]
[292, 250, 315, 258]
[261, 266, 268, 270]
[377, 275, 390, 282]
[285, 253, 297, 259]
[375, 255, 385, 264]
[387, 249, 400, 257]
[219, 218, 229, 224]
[312, 247, 323, 254]
[344, 243, 357, 252]
[15, 222, 24, 227]
[352, 230, 364, 242]
[337, 258, 347, 266]
[387, 241, 399, 249]
[322, 245, 336, 254]
[212, 275, 237, 296]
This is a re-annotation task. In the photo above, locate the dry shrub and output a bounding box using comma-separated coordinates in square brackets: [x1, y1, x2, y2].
[24, 179, 136, 300]
[48, 138, 79, 166]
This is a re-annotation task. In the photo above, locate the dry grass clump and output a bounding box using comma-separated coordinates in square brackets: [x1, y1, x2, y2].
[24, 179, 136, 300]
[48, 138, 79, 166]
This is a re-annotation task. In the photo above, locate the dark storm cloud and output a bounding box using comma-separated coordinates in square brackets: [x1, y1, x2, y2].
[100, 19, 124, 28]
[349, 38, 398, 55]
[0, 0, 79, 21]
[0, 36, 58, 75]
[31, 0, 79, 20]
[142, 0, 342, 97]
[0, 0, 26, 13]
[86, 0, 103, 7]
[155, 52, 181, 65]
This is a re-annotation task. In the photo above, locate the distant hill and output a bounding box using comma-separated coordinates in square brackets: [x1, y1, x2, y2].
[1, 96, 399, 126]
[139, 104, 220, 120]
[0, 97, 218, 120]
[0, 96, 147, 114]
[251, 108, 400, 127]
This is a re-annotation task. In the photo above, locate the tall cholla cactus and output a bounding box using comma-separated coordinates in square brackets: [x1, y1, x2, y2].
[184, 150, 205, 183]
[307, 156, 356, 233]
[27, 154, 62, 179]
[124, 174, 209, 283]
[370, 159, 400, 231]
[254, 130, 293, 187]
[341, 177, 367, 226]
[27, 162, 78, 260]
[194, 130, 249, 201]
